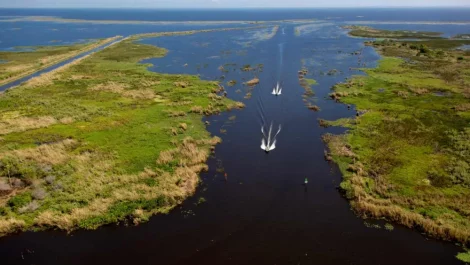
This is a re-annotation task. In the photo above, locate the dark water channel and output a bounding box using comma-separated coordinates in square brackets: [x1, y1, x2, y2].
[0, 24, 465, 264]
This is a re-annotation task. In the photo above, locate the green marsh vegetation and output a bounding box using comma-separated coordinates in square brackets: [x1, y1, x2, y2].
[298, 66, 318, 109]
[0, 34, 244, 235]
[323, 29, 470, 248]
[343, 25, 443, 39]
[0, 36, 120, 86]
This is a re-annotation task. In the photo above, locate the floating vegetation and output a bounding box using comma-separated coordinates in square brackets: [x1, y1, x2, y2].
[456, 251, 470, 263]
[294, 23, 334, 37]
[245, 77, 259, 86]
[195, 197, 206, 205]
[227, 80, 237, 86]
[307, 104, 320, 111]
[364, 221, 381, 229]
[241, 64, 252, 71]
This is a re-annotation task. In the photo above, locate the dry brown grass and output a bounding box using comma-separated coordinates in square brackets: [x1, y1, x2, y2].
[122, 89, 155, 99]
[307, 104, 320, 111]
[245, 77, 259, 86]
[3, 63, 35, 73]
[90, 82, 156, 100]
[89, 81, 128, 93]
[24, 54, 93, 88]
[59, 117, 74, 124]
[322, 134, 355, 158]
[397, 90, 409, 99]
[174, 81, 189, 88]
[167, 111, 187, 117]
[410, 87, 430, 95]
[227, 102, 245, 110]
[1, 139, 77, 165]
[0, 116, 57, 135]
[179, 123, 188, 131]
[463, 87, 470, 98]
[35, 198, 114, 230]
[0, 218, 26, 236]
[166, 101, 192, 106]
[455, 103, 470, 111]
[190, 106, 204, 114]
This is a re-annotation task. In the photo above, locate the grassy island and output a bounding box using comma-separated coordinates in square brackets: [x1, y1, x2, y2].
[0, 33, 243, 235]
[325, 27, 470, 247]
[343, 25, 443, 39]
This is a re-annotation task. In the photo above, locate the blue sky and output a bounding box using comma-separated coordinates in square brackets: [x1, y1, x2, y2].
[1, 0, 469, 8]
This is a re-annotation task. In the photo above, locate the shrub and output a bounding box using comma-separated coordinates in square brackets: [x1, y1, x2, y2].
[32, 187, 47, 200]
[45, 175, 56, 185]
[446, 129, 470, 186]
[143, 178, 158, 187]
[428, 169, 454, 187]
[8, 192, 32, 211]
[0, 207, 7, 216]
[18, 201, 40, 214]
[419, 44, 430, 54]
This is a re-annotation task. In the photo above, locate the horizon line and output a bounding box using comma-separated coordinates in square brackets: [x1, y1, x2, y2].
[1, 6, 470, 9]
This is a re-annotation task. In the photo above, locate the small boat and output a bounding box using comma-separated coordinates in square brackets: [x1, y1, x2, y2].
[261, 123, 281, 152]
[272, 82, 282, 96]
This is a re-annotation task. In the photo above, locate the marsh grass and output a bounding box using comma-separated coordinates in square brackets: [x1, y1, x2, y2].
[0, 33, 239, 235]
[344, 25, 443, 39]
[325, 36, 470, 245]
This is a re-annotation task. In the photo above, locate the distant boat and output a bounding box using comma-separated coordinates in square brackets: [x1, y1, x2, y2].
[272, 82, 282, 96]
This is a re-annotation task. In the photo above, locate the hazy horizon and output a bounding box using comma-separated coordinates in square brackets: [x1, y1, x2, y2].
[1, 0, 469, 9]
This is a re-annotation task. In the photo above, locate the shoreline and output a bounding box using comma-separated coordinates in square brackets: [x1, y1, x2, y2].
[324, 29, 470, 248]
[0, 26, 250, 236]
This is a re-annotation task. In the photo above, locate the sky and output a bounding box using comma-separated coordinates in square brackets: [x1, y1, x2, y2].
[0, 0, 469, 8]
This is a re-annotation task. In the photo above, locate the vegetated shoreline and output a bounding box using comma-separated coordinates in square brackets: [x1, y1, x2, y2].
[345, 20, 470, 25]
[0, 15, 317, 25]
[0, 36, 121, 87]
[323, 26, 470, 258]
[0, 26, 249, 236]
[342, 25, 443, 39]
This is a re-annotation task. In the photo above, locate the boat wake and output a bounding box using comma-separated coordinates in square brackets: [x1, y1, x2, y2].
[261, 122, 282, 152]
[272, 81, 282, 96]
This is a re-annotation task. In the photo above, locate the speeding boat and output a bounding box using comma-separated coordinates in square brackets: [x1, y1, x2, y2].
[261, 123, 281, 152]
[272, 82, 282, 96]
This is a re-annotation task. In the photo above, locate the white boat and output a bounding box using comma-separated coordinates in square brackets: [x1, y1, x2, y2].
[272, 82, 282, 96]
[261, 123, 281, 152]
